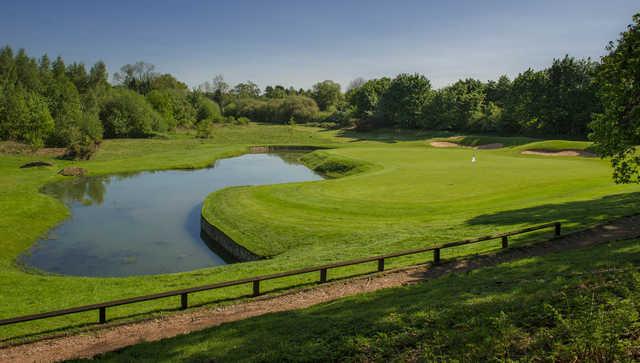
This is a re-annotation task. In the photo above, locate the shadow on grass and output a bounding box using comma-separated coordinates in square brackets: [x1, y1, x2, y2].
[90, 239, 640, 362]
[466, 192, 640, 229]
[335, 129, 454, 143]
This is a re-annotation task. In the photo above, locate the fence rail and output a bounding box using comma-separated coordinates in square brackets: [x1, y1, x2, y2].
[0, 222, 561, 327]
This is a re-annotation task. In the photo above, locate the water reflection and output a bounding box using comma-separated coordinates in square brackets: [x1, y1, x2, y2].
[21, 153, 323, 277]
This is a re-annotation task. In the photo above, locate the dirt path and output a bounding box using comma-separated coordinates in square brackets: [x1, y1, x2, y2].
[2, 216, 640, 363]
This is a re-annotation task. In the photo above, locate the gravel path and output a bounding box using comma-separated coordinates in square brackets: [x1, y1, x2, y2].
[2, 216, 639, 363]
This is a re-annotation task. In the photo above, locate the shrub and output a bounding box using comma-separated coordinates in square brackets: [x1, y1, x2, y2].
[100, 88, 166, 138]
[191, 94, 222, 123]
[195, 120, 215, 138]
[0, 86, 54, 147]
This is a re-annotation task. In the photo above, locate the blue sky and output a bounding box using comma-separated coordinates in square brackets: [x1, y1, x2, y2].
[2, 0, 638, 89]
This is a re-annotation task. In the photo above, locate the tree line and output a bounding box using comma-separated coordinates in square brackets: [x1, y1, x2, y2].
[0, 52, 225, 157]
[0, 12, 637, 178]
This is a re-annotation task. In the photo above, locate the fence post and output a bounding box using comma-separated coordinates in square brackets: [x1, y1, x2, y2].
[181, 293, 188, 310]
[253, 280, 260, 297]
[555, 222, 561, 237]
[434, 249, 441, 265]
[99, 307, 106, 324]
[320, 268, 327, 283]
[378, 258, 385, 272]
[501, 236, 508, 249]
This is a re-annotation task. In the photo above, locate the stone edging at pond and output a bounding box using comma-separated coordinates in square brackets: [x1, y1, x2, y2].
[200, 216, 263, 262]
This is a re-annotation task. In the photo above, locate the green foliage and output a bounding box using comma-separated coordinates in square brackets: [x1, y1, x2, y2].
[232, 95, 320, 123]
[311, 80, 342, 111]
[113, 61, 157, 95]
[100, 88, 166, 138]
[346, 77, 391, 119]
[195, 120, 215, 138]
[377, 73, 432, 128]
[232, 81, 261, 99]
[590, 13, 640, 183]
[146, 89, 197, 129]
[0, 85, 54, 147]
[190, 93, 222, 123]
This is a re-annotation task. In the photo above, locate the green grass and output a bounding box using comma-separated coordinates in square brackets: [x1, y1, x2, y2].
[203, 143, 638, 258]
[0, 124, 639, 342]
[85, 239, 640, 362]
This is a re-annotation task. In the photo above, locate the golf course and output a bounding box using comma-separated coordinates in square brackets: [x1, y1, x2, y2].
[2, 6, 640, 359]
[1, 124, 638, 344]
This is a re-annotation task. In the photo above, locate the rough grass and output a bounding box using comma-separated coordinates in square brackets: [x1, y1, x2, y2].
[84, 239, 640, 362]
[0, 124, 639, 342]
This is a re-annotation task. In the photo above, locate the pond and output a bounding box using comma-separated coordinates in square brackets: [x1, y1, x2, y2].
[20, 153, 323, 277]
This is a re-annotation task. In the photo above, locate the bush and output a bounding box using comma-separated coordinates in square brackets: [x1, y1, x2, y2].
[191, 94, 222, 123]
[0, 86, 54, 147]
[100, 88, 166, 138]
[195, 121, 215, 138]
[232, 96, 320, 124]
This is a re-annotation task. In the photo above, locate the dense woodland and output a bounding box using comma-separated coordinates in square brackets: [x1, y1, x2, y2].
[0, 13, 637, 171]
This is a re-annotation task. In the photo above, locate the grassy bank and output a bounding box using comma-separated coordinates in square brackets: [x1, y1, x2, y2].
[86, 239, 640, 362]
[0, 125, 639, 342]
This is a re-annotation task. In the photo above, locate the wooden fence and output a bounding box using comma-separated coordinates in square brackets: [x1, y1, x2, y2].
[0, 222, 561, 327]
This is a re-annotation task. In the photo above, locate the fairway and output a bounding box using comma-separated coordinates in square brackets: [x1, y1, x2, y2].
[0, 125, 639, 341]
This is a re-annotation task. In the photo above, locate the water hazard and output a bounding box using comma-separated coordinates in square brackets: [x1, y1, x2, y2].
[20, 153, 323, 277]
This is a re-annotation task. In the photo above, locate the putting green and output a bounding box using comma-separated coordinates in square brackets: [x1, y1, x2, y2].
[203, 144, 639, 260]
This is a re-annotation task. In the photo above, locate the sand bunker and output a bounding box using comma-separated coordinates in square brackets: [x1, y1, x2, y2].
[521, 149, 596, 157]
[430, 141, 460, 148]
[476, 143, 503, 150]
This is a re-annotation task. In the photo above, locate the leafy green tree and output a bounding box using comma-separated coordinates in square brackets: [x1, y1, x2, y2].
[199, 75, 230, 110]
[14, 48, 41, 93]
[311, 80, 342, 111]
[190, 92, 222, 123]
[422, 79, 486, 130]
[264, 85, 287, 98]
[114, 61, 157, 94]
[46, 77, 85, 146]
[347, 77, 391, 119]
[590, 13, 640, 183]
[378, 73, 432, 128]
[100, 88, 165, 138]
[150, 73, 188, 91]
[88, 61, 109, 90]
[0, 85, 54, 147]
[279, 95, 319, 122]
[66, 62, 89, 94]
[233, 81, 261, 98]
[0, 46, 16, 85]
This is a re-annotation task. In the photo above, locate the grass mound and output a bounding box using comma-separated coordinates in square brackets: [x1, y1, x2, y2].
[300, 150, 373, 178]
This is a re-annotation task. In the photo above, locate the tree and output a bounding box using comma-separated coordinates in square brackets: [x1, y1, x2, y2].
[233, 81, 261, 98]
[66, 62, 89, 94]
[0, 85, 54, 147]
[264, 85, 287, 98]
[88, 61, 109, 90]
[199, 74, 230, 108]
[311, 80, 342, 111]
[114, 61, 157, 94]
[100, 88, 166, 138]
[346, 77, 366, 92]
[347, 77, 391, 119]
[590, 13, 640, 183]
[190, 92, 222, 123]
[150, 73, 188, 91]
[377, 73, 432, 128]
